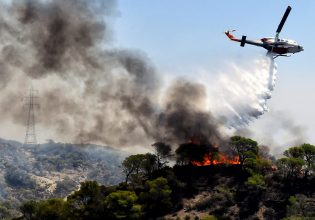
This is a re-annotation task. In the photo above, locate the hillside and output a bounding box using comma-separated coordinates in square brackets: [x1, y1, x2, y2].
[0, 138, 126, 217]
[9, 137, 315, 220]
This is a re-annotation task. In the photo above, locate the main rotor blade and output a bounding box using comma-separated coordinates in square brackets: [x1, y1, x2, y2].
[276, 6, 292, 34]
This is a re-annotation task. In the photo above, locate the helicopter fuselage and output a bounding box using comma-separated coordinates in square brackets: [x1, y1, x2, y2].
[261, 37, 304, 54]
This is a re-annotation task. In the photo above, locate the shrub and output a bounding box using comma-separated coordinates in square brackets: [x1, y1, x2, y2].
[245, 173, 266, 189]
[201, 215, 217, 220]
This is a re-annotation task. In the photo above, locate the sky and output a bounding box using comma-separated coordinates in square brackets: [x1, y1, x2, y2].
[1, 0, 314, 154]
[112, 0, 315, 152]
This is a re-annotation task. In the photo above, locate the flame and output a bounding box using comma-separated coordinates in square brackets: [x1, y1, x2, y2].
[192, 153, 240, 166]
[186, 137, 240, 166]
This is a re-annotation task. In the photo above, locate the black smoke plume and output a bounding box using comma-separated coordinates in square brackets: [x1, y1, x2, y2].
[0, 0, 224, 148]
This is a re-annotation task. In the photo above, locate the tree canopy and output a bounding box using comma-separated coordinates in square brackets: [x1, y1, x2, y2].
[140, 177, 172, 218]
[230, 136, 258, 168]
[105, 190, 142, 219]
[278, 143, 315, 178]
[17, 140, 315, 220]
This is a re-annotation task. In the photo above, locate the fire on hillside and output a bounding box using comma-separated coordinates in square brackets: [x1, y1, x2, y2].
[179, 137, 240, 166]
[192, 153, 240, 166]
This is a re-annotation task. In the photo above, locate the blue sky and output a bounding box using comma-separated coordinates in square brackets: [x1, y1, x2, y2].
[114, 1, 313, 71]
[113, 1, 315, 149]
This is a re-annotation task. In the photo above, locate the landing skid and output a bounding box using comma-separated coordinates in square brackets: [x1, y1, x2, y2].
[272, 54, 291, 59]
[266, 52, 291, 59]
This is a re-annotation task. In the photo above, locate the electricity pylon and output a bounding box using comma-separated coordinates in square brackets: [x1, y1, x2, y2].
[24, 87, 39, 147]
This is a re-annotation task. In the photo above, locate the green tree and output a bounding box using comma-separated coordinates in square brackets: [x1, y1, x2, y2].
[286, 194, 315, 218]
[141, 153, 158, 179]
[121, 154, 147, 184]
[20, 200, 39, 220]
[66, 181, 105, 219]
[284, 146, 304, 158]
[36, 199, 66, 220]
[122, 154, 158, 184]
[281, 144, 315, 178]
[277, 157, 305, 178]
[230, 136, 258, 168]
[245, 157, 273, 175]
[140, 177, 172, 217]
[300, 144, 315, 177]
[245, 173, 266, 190]
[104, 190, 142, 219]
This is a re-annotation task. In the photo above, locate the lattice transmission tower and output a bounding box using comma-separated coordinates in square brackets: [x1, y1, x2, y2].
[24, 87, 39, 147]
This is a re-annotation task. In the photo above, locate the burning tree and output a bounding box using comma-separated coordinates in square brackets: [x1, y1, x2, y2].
[175, 139, 240, 166]
[175, 142, 212, 165]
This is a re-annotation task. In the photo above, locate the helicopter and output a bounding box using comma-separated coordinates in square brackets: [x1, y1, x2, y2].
[225, 6, 303, 59]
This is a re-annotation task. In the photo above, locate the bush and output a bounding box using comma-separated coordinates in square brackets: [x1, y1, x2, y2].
[20, 200, 39, 220]
[194, 187, 235, 217]
[4, 168, 36, 189]
[140, 177, 172, 218]
[286, 195, 315, 218]
[105, 190, 142, 219]
[245, 173, 266, 189]
[55, 177, 77, 197]
[201, 215, 217, 220]
[21, 199, 67, 220]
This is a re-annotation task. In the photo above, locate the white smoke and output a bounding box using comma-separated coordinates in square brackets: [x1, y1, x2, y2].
[0, 0, 281, 148]
[210, 55, 277, 127]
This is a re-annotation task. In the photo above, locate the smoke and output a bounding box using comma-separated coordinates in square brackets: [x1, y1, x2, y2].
[236, 110, 308, 156]
[0, 0, 283, 151]
[0, 0, 224, 148]
[158, 80, 222, 145]
[211, 55, 277, 127]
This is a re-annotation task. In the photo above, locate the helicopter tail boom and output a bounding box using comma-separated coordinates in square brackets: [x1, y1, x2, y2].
[225, 30, 237, 40]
